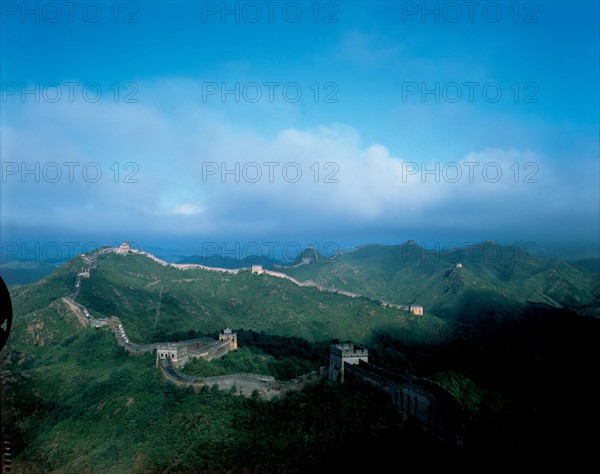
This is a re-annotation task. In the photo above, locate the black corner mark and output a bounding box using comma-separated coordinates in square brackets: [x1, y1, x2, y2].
[0, 276, 12, 352]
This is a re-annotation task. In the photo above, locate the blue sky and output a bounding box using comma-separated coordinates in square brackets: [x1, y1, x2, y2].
[1, 1, 599, 260]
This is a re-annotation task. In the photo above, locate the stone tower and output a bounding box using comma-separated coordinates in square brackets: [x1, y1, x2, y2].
[328, 343, 368, 383]
[219, 328, 237, 350]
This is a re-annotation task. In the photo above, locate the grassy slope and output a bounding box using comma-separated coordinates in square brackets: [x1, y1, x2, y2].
[73, 251, 453, 344]
[2, 269, 463, 473]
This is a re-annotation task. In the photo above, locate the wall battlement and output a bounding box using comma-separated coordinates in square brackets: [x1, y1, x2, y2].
[330, 343, 369, 359]
[156, 336, 235, 368]
[328, 343, 369, 383]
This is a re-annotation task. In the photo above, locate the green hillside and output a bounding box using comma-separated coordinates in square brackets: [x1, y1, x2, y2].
[3, 244, 600, 473]
[0, 249, 472, 473]
[278, 242, 599, 322]
[4, 325, 474, 473]
[70, 251, 451, 344]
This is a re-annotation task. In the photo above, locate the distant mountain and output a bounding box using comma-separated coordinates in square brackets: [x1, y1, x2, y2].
[7, 240, 598, 349]
[290, 245, 329, 266]
[177, 245, 329, 270]
[276, 242, 600, 323]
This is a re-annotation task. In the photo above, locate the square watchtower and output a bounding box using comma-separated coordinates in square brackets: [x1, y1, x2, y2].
[328, 343, 368, 383]
[219, 328, 238, 349]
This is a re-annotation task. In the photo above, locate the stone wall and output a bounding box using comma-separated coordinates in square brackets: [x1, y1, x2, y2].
[344, 361, 464, 443]
[157, 357, 324, 400]
[92, 244, 426, 315]
[108, 317, 158, 355]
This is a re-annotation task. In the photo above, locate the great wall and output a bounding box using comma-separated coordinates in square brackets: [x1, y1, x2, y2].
[65, 243, 334, 400]
[98, 243, 424, 315]
[63, 243, 463, 442]
[328, 343, 465, 444]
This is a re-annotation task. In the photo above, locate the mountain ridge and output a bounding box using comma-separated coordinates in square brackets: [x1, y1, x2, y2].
[7, 244, 442, 349]
[274, 241, 599, 322]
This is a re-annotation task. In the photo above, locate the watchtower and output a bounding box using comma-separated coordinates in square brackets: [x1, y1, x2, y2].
[328, 343, 368, 383]
[156, 342, 189, 368]
[116, 242, 131, 255]
[251, 265, 263, 274]
[219, 328, 238, 350]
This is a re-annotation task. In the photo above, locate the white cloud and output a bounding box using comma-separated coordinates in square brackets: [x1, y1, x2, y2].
[173, 204, 203, 216]
[1, 78, 597, 242]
